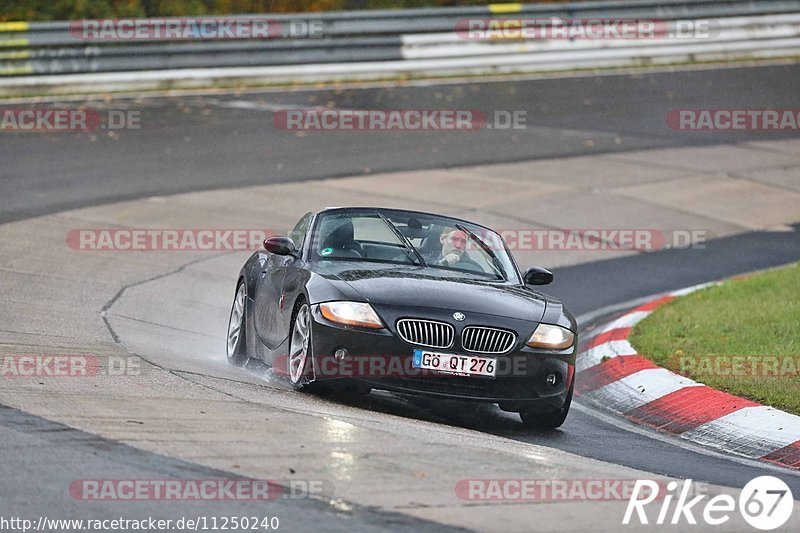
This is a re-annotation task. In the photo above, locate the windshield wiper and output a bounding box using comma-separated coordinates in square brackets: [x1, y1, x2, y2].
[376, 212, 427, 267]
[455, 224, 506, 280]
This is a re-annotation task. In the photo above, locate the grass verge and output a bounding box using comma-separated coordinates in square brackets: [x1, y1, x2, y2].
[629, 263, 800, 415]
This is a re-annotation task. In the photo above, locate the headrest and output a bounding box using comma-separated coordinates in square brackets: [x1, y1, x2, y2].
[321, 218, 355, 249]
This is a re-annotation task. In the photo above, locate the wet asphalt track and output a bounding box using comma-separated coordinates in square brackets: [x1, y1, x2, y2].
[2, 62, 800, 224]
[2, 63, 800, 526]
[0, 405, 465, 532]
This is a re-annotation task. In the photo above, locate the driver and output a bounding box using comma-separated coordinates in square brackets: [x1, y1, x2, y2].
[434, 227, 468, 266]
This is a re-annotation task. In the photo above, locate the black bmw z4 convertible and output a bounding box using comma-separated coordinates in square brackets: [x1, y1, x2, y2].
[226, 207, 577, 428]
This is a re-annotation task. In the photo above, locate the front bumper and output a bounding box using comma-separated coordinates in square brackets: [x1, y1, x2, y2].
[309, 304, 575, 411]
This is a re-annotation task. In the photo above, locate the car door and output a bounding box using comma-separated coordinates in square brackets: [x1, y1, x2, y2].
[253, 213, 313, 351]
[276, 212, 314, 339]
[253, 251, 290, 350]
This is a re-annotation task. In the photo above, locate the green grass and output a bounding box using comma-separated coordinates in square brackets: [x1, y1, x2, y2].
[629, 263, 800, 415]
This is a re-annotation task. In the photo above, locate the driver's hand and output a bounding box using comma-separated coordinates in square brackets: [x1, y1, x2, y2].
[440, 253, 461, 266]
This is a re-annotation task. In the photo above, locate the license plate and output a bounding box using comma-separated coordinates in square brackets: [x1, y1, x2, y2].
[412, 349, 496, 377]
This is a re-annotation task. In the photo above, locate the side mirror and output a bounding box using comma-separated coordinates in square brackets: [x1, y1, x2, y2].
[263, 236, 296, 256]
[523, 266, 554, 286]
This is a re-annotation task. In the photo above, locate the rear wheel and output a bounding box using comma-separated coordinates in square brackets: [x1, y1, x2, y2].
[226, 281, 249, 366]
[519, 386, 573, 429]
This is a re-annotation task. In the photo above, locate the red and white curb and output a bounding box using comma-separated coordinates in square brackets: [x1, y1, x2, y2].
[576, 283, 800, 470]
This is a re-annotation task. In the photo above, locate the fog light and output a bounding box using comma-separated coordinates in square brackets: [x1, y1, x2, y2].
[545, 373, 560, 387]
[334, 348, 348, 362]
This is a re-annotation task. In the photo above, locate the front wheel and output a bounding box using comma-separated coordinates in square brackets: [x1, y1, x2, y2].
[288, 302, 336, 395]
[226, 281, 249, 366]
[288, 302, 316, 391]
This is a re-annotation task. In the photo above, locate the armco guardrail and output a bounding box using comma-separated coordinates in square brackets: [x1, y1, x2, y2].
[1, 0, 799, 94]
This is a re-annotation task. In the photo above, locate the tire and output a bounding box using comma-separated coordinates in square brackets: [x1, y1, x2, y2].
[288, 302, 318, 391]
[286, 301, 340, 395]
[226, 280, 249, 366]
[519, 385, 573, 429]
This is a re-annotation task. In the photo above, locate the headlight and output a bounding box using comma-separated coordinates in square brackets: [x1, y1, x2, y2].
[319, 301, 383, 329]
[526, 324, 575, 350]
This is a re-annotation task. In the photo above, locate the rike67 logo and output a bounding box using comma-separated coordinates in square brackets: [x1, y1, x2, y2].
[624, 477, 794, 530]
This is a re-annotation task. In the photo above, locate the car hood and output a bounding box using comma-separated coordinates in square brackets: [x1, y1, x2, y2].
[312, 262, 546, 322]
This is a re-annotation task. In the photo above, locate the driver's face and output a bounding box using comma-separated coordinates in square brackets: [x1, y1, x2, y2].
[440, 230, 467, 256]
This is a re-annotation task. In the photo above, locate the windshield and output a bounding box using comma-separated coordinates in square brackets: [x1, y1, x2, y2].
[310, 209, 520, 282]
